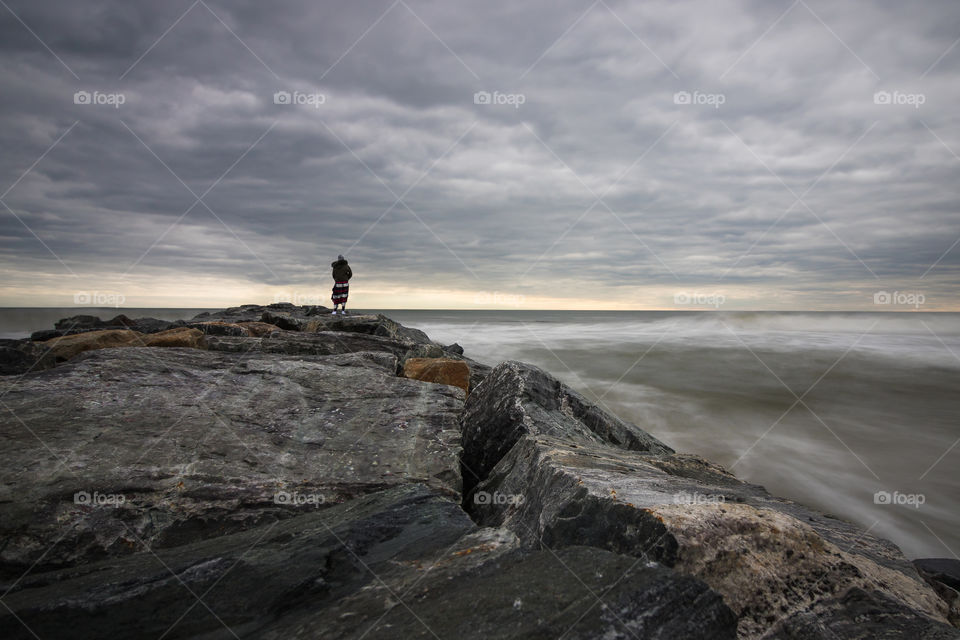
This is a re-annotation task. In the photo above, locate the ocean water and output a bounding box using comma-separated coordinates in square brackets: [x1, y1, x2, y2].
[3, 307, 958, 560]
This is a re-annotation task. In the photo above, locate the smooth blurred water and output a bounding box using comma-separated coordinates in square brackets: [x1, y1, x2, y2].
[3, 307, 958, 559]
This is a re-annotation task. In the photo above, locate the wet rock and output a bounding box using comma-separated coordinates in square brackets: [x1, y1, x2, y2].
[403, 357, 471, 394]
[443, 342, 465, 355]
[461, 361, 673, 495]
[0, 347, 463, 575]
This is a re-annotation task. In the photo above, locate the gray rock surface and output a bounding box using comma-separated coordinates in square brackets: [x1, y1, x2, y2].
[0, 484, 737, 640]
[0, 347, 463, 575]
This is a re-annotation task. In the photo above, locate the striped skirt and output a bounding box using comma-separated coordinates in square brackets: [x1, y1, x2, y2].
[331, 281, 349, 304]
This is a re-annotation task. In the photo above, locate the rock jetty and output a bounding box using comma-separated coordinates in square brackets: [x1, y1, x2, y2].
[0, 304, 957, 639]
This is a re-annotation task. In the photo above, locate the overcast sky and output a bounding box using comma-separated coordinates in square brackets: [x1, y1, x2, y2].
[1, 0, 958, 309]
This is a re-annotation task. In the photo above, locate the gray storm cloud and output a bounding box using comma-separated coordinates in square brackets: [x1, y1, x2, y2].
[0, 0, 958, 308]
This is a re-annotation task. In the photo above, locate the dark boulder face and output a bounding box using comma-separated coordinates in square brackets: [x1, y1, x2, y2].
[0, 339, 56, 375]
[460, 360, 673, 495]
[0, 344, 32, 376]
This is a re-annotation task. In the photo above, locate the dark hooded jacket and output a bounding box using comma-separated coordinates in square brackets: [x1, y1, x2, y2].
[331, 258, 352, 282]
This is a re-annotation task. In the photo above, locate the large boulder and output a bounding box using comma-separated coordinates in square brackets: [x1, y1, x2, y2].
[0, 484, 737, 640]
[463, 366, 956, 639]
[40, 328, 143, 360]
[0, 347, 464, 575]
[402, 357, 471, 394]
[142, 327, 206, 348]
[461, 361, 673, 495]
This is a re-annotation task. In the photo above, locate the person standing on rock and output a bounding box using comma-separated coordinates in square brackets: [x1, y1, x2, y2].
[330, 254, 352, 315]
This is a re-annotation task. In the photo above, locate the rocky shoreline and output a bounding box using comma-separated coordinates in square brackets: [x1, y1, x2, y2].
[0, 304, 957, 639]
